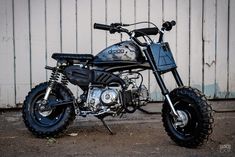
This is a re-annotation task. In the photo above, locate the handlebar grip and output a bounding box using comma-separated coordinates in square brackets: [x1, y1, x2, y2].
[133, 27, 159, 37]
[171, 20, 176, 26]
[162, 20, 176, 31]
[94, 23, 111, 31]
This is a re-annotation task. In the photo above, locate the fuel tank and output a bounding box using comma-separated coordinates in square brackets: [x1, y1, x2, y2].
[93, 41, 145, 65]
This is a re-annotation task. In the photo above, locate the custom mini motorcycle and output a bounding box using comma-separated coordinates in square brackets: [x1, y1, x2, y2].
[22, 20, 213, 148]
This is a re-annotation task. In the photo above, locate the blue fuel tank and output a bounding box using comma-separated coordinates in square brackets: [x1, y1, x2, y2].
[93, 41, 145, 65]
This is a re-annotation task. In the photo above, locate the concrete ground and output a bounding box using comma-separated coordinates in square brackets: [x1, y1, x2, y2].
[0, 100, 235, 157]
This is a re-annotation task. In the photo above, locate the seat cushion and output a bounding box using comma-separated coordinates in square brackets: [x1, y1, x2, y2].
[52, 53, 94, 62]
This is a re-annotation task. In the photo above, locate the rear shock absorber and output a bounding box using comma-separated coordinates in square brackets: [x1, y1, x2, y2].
[43, 69, 60, 101]
[61, 74, 68, 86]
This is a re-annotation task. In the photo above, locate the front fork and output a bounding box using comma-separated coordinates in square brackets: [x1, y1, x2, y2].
[144, 47, 183, 119]
[155, 68, 183, 119]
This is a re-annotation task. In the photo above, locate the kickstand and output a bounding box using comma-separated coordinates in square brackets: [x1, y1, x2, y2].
[99, 118, 115, 135]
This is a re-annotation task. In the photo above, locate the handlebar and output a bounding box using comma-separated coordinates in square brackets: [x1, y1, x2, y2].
[94, 20, 176, 46]
[133, 27, 159, 38]
[94, 23, 159, 37]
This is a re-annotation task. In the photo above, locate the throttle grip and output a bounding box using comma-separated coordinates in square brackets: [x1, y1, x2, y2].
[94, 23, 111, 31]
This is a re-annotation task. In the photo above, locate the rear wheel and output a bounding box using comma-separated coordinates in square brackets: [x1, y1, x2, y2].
[22, 82, 75, 137]
[162, 87, 214, 148]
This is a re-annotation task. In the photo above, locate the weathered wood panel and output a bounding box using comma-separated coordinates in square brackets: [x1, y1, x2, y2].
[77, 0, 92, 96]
[203, 0, 216, 98]
[61, 0, 78, 96]
[176, 0, 190, 86]
[162, 0, 177, 94]
[190, 0, 203, 91]
[149, 0, 163, 101]
[61, 0, 76, 52]
[77, 0, 92, 54]
[30, 0, 46, 87]
[14, 0, 31, 104]
[229, 0, 235, 98]
[135, 0, 150, 97]
[215, 0, 229, 98]
[106, 0, 121, 46]
[92, 0, 106, 55]
[0, 0, 235, 107]
[121, 0, 135, 40]
[0, 0, 15, 107]
[45, 0, 61, 71]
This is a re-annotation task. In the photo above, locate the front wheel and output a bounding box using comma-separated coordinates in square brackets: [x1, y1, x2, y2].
[162, 87, 214, 148]
[22, 82, 75, 137]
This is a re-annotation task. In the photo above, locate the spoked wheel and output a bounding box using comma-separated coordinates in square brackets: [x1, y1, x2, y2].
[22, 82, 75, 137]
[162, 87, 214, 148]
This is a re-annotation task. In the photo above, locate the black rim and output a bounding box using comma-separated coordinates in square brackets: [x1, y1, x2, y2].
[30, 91, 66, 127]
[169, 100, 199, 138]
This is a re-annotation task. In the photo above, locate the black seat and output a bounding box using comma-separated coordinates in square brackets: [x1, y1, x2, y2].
[52, 53, 94, 62]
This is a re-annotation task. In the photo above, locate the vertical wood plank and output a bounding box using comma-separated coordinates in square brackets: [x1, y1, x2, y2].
[30, 0, 46, 87]
[0, 0, 15, 107]
[176, 0, 190, 86]
[46, 0, 61, 74]
[14, 0, 31, 104]
[135, 0, 149, 36]
[77, 0, 92, 96]
[121, 0, 135, 23]
[77, 0, 91, 53]
[163, 0, 177, 93]
[121, 0, 135, 40]
[92, 0, 106, 55]
[215, 0, 229, 98]
[203, 0, 216, 98]
[229, 0, 235, 98]
[107, 0, 120, 46]
[190, 0, 203, 91]
[45, 0, 62, 99]
[149, 0, 163, 101]
[61, 0, 77, 97]
[61, 0, 76, 52]
[149, 0, 162, 33]
[163, 0, 177, 54]
[135, 0, 149, 95]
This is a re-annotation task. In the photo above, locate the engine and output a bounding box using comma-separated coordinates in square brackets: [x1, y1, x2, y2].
[85, 86, 122, 114]
[83, 71, 149, 116]
[121, 72, 149, 112]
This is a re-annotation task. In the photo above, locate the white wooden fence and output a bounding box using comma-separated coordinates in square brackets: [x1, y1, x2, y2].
[0, 0, 235, 108]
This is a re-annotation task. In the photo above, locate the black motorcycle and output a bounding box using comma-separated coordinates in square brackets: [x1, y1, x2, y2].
[22, 20, 213, 148]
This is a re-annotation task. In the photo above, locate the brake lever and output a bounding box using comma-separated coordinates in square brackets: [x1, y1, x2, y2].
[109, 27, 119, 34]
[109, 26, 129, 34]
